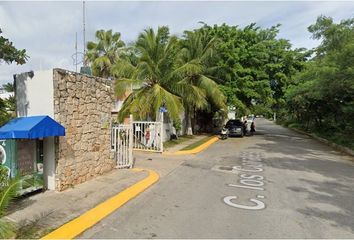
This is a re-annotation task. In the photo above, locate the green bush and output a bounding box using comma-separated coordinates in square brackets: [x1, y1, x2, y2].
[173, 119, 182, 134]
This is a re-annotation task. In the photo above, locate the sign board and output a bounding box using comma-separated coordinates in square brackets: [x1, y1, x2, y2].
[159, 107, 167, 113]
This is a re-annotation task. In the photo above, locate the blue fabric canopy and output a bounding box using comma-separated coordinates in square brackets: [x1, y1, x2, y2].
[0, 116, 65, 139]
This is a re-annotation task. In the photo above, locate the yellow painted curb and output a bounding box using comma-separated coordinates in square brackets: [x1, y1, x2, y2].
[41, 168, 159, 240]
[163, 136, 219, 156]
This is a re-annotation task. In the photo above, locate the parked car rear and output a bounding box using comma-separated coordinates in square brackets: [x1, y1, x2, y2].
[225, 119, 244, 137]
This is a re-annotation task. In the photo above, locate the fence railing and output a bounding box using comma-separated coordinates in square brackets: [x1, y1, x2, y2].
[111, 124, 133, 168]
[132, 121, 163, 152]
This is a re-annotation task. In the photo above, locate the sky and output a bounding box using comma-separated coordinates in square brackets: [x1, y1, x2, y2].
[1, 1, 354, 85]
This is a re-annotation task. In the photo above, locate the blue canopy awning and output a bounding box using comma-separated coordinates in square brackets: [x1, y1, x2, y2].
[0, 115, 65, 139]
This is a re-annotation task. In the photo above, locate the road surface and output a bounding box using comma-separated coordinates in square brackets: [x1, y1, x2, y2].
[81, 118, 354, 238]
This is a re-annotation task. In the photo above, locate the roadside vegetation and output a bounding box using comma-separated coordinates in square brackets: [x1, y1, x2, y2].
[278, 16, 354, 150]
[0, 165, 51, 239]
[0, 83, 16, 127]
[0, 166, 21, 238]
[0, 28, 27, 127]
[86, 16, 353, 148]
[86, 23, 308, 135]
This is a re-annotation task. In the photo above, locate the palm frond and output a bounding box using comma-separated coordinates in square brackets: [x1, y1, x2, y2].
[177, 82, 208, 109]
[86, 29, 125, 78]
[114, 78, 143, 97]
[0, 218, 15, 239]
[170, 60, 202, 79]
[150, 84, 183, 121]
[198, 75, 226, 108]
[0, 177, 21, 217]
[111, 59, 138, 79]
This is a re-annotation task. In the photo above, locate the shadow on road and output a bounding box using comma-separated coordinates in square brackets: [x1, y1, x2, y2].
[246, 121, 354, 234]
[290, 177, 354, 233]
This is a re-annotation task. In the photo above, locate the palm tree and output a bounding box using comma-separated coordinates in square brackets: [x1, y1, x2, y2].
[176, 30, 226, 134]
[112, 26, 184, 122]
[86, 29, 125, 78]
[113, 27, 226, 134]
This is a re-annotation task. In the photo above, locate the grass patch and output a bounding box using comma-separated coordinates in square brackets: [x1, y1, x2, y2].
[287, 122, 303, 129]
[181, 135, 215, 151]
[163, 135, 195, 149]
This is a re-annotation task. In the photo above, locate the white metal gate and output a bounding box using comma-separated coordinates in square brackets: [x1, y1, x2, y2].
[111, 124, 133, 168]
[132, 121, 163, 152]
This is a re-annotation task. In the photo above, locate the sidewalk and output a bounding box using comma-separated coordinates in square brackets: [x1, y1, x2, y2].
[133, 151, 193, 178]
[4, 150, 191, 238]
[3, 133, 216, 238]
[5, 169, 147, 237]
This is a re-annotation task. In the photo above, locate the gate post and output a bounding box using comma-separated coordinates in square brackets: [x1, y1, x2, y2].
[160, 112, 164, 153]
[129, 114, 134, 168]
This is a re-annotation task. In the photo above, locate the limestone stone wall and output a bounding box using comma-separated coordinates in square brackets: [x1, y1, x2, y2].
[53, 69, 115, 191]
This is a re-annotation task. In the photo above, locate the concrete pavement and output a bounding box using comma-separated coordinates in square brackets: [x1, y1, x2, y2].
[42, 168, 159, 239]
[80, 118, 354, 239]
[5, 143, 192, 238]
[6, 168, 147, 236]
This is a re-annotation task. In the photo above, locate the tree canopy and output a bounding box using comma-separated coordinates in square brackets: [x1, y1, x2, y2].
[87, 17, 353, 143]
[113, 26, 183, 122]
[87, 24, 308, 132]
[192, 23, 309, 117]
[283, 16, 354, 148]
[86, 29, 125, 78]
[0, 29, 28, 65]
[0, 29, 27, 126]
[111, 27, 226, 131]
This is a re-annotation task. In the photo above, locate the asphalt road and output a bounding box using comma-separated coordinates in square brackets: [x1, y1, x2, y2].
[81, 118, 354, 238]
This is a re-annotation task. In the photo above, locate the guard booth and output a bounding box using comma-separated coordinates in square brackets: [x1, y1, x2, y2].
[0, 116, 65, 194]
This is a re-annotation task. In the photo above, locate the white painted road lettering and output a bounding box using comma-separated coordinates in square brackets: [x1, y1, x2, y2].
[240, 179, 264, 187]
[240, 174, 264, 180]
[228, 183, 264, 191]
[232, 165, 263, 172]
[224, 152, 267, 210]
[223, 196, 265, 210]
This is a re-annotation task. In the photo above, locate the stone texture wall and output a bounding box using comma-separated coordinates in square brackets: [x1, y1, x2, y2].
[53, 69, 115, 191]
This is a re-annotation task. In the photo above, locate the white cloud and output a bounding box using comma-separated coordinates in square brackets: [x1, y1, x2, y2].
[1, 1, 354, 85]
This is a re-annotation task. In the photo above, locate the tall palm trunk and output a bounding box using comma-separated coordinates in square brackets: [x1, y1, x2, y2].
[185, 107, 193, 135]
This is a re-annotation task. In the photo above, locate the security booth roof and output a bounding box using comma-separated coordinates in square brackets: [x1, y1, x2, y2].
[0, 115, 65, 139]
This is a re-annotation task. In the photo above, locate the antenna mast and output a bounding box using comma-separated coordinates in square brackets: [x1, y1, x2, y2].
[83, 0, 86, 66]
[75, 32, 78, 72]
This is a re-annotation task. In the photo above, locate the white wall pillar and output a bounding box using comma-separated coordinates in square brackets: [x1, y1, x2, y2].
[43, 137, 55, 190]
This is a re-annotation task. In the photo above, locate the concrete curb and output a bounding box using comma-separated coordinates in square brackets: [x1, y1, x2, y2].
[288, 127, 354, 157]
[41, 168, 159, 239]
[163, 136, 219, 156]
